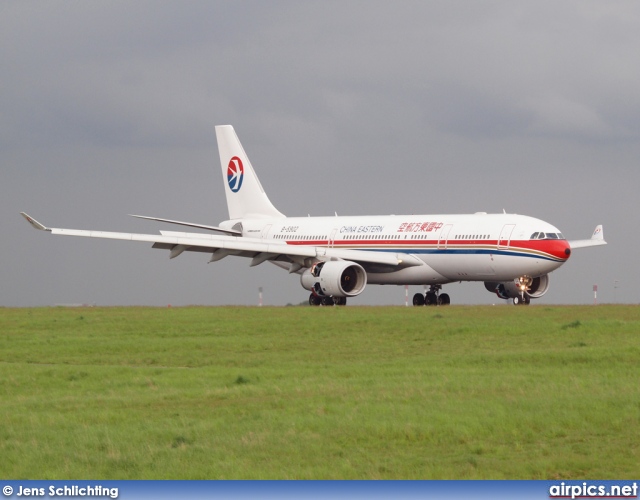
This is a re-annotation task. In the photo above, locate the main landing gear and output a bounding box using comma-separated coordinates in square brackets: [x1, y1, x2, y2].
[308, 293, 347, 306]
[413, 285, 450, 307]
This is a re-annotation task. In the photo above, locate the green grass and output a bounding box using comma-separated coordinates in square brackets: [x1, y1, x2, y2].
[1, 305, 639, 479]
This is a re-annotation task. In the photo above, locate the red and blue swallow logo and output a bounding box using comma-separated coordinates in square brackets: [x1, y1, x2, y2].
[227, 156, 244, 192]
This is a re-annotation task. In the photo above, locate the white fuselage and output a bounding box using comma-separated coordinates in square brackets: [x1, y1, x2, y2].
[223, 212, 571, 285]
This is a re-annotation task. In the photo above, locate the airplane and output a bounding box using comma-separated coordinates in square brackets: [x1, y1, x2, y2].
[22, 125, 607, 306]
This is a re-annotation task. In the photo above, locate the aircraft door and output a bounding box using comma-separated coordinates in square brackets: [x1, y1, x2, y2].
[438, 224, 453, 249]
[498, 224, 515, 249]
[329, 228, 338, 248]
[260, 224, 272, 240]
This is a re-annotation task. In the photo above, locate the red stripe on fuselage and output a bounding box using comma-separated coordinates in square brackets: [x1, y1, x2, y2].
[510, 239, 571, 261]
[284, 238, 570, 261]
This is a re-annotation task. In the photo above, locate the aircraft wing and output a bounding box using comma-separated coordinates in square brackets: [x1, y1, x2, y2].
[569, 225, 607, 249]
[20, 213, 422, 270]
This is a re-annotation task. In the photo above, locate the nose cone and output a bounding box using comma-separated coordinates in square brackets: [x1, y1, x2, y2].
[542, 239, 571, 262]
[536, 239, 571, 274]
[563, 240, 572, 259]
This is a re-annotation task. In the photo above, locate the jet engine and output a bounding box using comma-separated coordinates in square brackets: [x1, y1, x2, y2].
[300, 261, 367, 298]
[484, 274, 550, 302]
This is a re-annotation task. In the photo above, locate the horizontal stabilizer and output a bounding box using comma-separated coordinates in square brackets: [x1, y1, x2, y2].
[129, 215, 241, 235]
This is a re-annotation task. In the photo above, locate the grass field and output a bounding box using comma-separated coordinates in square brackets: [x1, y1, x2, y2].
[1, 305, 639, 479]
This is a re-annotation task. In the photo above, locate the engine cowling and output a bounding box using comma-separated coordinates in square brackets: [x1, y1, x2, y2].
[300, 261, 367, 297]
[484, 274, 550, 300]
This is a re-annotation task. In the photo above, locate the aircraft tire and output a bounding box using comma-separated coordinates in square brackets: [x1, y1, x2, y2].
[309, 293, 322, 306]
[413, 293, 425, 306]
[425, 292, 438, 306]
[438, 293, 451, 306]
[321, 296, 335, 306]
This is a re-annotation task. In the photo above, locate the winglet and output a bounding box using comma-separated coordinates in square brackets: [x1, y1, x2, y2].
[20, 212, 50, 231]
[569, 224, 607, 249]
[591, 224, 604, 241]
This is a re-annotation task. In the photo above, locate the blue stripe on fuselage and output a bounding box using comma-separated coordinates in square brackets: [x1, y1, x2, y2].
[360, 247, 564, 262]
[286, 241, 565, 263]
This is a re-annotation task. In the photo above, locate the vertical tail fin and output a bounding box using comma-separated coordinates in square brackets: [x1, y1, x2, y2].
[215, 125, 284, 220]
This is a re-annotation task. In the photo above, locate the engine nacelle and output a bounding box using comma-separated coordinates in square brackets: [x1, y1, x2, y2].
[300, 261, 367, 298]
[484, 274, 550, 300]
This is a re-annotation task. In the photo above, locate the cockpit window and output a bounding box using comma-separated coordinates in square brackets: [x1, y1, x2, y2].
[530, 232, 565, 240]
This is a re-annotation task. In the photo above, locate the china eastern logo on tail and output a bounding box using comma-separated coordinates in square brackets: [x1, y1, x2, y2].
[227, 156, 244, 192]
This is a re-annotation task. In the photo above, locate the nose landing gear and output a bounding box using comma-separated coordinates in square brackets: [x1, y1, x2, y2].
[514, 276, 533, 306]
[512, 294, 531, 306]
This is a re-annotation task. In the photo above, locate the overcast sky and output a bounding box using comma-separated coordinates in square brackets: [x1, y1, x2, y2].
[3, 1, 636, 307]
